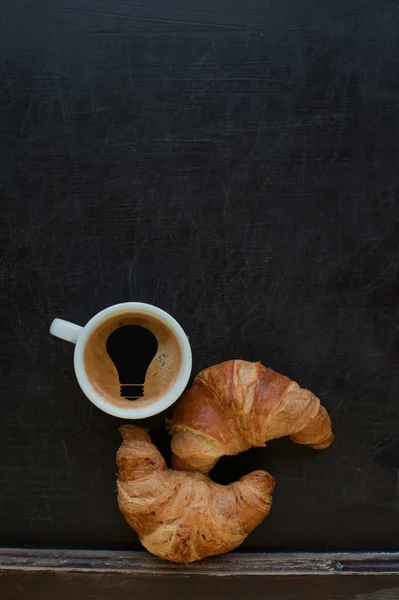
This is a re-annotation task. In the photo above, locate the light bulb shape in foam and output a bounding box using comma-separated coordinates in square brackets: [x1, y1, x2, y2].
[106, 325, 158, 400]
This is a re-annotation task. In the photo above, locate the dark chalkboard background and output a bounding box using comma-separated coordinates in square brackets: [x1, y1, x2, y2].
[0, 0, 398, 552]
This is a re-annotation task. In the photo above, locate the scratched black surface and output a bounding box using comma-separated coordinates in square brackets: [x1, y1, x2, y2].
[0, 0, 398, 552]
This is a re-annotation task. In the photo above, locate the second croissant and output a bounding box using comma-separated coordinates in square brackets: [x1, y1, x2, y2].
[117, 425, 275, 563]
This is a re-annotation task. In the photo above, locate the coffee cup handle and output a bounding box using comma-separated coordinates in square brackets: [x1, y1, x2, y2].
[50, 318, 83, 344]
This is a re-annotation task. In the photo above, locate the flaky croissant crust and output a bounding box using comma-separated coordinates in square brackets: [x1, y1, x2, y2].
[172, 360, 334, 473]
[117, 425, 275, 563]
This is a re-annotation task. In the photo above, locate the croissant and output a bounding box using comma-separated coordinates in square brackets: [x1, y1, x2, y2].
[171, 360, 334, 473]
[117, 425, 275, 563]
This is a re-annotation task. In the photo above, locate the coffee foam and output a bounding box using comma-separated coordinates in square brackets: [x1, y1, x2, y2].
[83, 312, 181, 409]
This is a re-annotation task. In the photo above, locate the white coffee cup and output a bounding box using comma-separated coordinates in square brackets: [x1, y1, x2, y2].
[49, 302, 192, 419]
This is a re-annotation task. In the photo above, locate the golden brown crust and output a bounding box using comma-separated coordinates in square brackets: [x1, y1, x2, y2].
[171, 360, 334, 473]
[117, 425, 275, 564]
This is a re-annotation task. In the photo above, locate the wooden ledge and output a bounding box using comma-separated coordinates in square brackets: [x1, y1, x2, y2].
[0, 549, 398, 576]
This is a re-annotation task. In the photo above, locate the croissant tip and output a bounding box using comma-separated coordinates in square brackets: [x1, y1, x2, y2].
[238, 469, 276, 493]
[119, 425, 152, 443]
[311, 433, 335, 450]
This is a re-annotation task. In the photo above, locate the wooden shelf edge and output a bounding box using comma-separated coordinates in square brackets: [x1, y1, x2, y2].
[0, 549, 398, 576]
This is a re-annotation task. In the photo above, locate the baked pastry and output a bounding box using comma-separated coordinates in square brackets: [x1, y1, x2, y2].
[117, 425, 275, 563]
[172, 360, 334, 473]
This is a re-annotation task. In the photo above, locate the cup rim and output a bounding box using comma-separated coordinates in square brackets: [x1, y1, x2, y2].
[73, 302, 192, 419]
